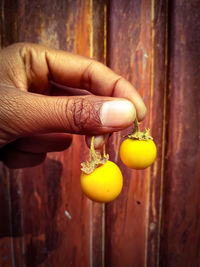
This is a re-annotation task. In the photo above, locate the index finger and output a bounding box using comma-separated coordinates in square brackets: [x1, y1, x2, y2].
[18, 43, 147, 120]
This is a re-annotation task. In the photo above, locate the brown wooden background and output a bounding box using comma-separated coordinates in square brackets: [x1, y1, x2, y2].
[0, 0, 200, 266]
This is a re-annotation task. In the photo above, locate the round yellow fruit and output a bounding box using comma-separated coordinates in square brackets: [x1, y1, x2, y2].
[120, 139, 157, 169]
[81, 160, 123, 203]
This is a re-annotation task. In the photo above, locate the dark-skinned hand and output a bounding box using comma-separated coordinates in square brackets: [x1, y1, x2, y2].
[0, 43, 146, 168]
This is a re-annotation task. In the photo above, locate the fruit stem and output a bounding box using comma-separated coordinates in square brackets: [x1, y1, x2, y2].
[126, 117, 153, 141]
[134, 117, 140, 133]
[81, 136, 109, 174]
[103, 143, 106, 158]
[90, 136, 97, 161]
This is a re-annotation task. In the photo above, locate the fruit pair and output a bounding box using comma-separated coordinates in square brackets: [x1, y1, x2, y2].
[80, 119, 157, 203]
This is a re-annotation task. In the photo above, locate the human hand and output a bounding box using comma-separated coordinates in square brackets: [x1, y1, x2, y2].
[0, 43, 146, 168]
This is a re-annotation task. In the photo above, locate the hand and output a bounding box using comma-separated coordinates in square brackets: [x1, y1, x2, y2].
[0, 43, 146, 168]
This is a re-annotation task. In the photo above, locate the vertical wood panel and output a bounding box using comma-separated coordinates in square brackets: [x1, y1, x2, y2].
[0, 0, 106, 266]
[160, 1, 200, 266]
[12, 2, 92, 265]
[89, 2, 108, 266]
[105, 0, 167, 266]
[0, 164, 13, 267]
[1, 0, 200, 266]
[146, 1, 168, 266]
[0, 1, 20, 266]
[0, 0, 18, 48]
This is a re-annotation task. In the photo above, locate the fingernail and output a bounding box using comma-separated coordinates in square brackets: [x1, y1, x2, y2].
[100, 100, 135, 127]
[93, 135, 105, 148]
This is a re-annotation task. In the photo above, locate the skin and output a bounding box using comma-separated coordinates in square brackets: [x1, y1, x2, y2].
[0, 43, 146, 168]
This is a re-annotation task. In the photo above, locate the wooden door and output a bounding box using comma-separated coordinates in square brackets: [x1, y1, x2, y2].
[0, 0, 200, 266]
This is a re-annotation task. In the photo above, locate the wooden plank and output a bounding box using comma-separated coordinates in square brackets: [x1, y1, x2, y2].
[105, 0, 166, 266]
[90, 1, 108, 266]
[0, 0, 106, 266]
[160, 1, 200, 266]
[18, 153, 90, 267]
[0, 1, 20, 266]
[0, 164, 13, 267]
[0, 0, 18, 48]
[16, 0, 91, 265]
[1, 0, 200, 266]
[146, 1, 168, 266]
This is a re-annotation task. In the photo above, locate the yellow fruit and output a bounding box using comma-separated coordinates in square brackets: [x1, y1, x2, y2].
[81, 160, 123, 203]
[120, 139, 157, 169]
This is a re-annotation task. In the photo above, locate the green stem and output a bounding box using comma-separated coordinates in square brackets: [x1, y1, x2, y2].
[103, 144, 106, 158]
[81, 136, 109, 174]
[90, 136, 97, 161]
[134, 117, 140, 133]
[127, 117, 153, 140]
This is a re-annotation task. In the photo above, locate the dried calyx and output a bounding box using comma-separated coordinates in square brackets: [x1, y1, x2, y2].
[126, 118, 153, 141]
[81, 136, 109, 174]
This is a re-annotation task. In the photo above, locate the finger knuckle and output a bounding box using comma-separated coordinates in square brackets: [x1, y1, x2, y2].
[66, 97, 101, 133]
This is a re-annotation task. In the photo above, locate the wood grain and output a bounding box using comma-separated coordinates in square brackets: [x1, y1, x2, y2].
[0, 0, 106, 266]
[0, 164, 13, 267]
[160, 1, 200, 266]
[105, 0, 165, 266]
[0, 1, 21, 266]
[0, 0, 200, 266]
[146, 0, 168, 266]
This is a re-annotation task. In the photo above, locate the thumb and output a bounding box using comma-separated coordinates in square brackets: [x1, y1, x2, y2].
[0, 86, 136, 146]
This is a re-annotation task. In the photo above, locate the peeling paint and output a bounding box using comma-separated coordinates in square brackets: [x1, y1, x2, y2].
[65, 210, 72, 220]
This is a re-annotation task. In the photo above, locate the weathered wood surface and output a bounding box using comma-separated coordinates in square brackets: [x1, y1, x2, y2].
[1, 0, 106, 266]
[160, 0, 200, 266]
[106, 1, 167, 266]
[0, 0, 200, 267]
